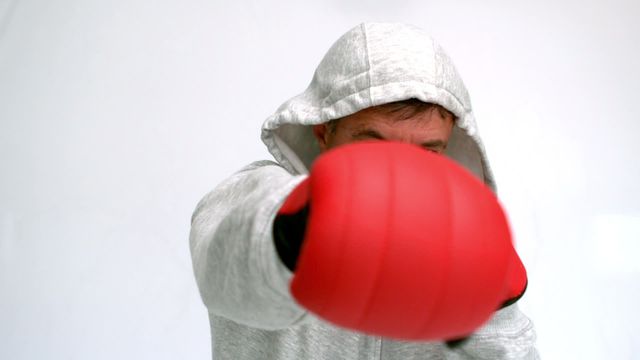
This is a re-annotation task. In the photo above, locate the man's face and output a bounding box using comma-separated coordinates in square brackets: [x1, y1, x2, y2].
[312, 106, 455, 154]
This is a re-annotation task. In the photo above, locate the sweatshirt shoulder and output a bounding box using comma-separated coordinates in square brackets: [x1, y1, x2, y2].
[191, 160, 294, 222]
[239, 160, 286, 172]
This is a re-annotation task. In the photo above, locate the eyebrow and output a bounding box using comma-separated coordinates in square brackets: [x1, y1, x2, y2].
[351, 128, 448, 150]
[351, 129, 385, 140]
[420, 140, 447, 150]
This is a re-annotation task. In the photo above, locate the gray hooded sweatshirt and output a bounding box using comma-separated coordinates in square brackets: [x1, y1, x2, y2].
[190, 23, 539, 359]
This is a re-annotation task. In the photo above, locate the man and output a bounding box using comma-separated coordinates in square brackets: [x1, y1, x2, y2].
[190, 22, 539, 359]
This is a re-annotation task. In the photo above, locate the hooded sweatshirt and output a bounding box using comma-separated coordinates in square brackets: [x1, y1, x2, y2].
[190, 22, 539, 359]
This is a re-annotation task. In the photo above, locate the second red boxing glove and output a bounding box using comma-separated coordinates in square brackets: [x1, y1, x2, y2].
[274, 141, 527, 341]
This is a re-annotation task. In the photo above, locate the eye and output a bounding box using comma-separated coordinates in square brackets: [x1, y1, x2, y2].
[423, 147, 442, 154]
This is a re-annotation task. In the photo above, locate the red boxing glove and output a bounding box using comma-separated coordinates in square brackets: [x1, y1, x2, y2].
[277, 141, 527, 341]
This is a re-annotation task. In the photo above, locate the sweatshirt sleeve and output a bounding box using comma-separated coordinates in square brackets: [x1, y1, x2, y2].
[446, 304, 540, 360]
[189, 160, 308, 330]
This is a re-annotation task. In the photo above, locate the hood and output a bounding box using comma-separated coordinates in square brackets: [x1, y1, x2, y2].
[261, 22, 496, 191]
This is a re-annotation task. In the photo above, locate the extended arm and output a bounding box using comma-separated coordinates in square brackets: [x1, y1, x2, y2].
[189, 161, 308, 329]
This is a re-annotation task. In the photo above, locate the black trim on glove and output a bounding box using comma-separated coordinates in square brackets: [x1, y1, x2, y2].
[445, 279, 529, 349]
[273, 204, 309, 271]
[445, 336, 470, 348]
[500, 279, 528, 309]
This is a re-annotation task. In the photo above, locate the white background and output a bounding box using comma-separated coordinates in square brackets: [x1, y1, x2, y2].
[1, 0, 639, 358]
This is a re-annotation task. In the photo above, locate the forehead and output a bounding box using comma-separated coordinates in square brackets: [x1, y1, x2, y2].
[337, 106, 454, 131]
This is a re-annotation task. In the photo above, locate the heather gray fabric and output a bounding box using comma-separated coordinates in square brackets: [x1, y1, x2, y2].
[261, 22, 493, 191]
[190, 22, 539, 359]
